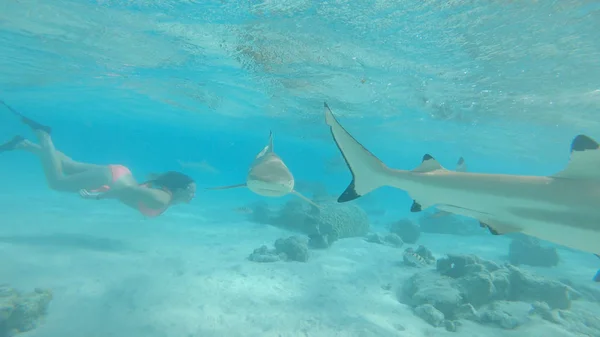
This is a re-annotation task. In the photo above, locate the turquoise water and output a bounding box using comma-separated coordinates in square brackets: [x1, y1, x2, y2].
[2, 1, 600, 337]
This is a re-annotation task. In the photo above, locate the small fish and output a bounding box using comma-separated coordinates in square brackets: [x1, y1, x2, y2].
[324, 155, 347, 173]
[233, 206, 254, 215]
[178, 160, 220, 174]
[403, 249, 428, 267]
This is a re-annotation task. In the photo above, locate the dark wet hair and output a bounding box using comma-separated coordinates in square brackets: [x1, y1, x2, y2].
[143, 171, 195, 193]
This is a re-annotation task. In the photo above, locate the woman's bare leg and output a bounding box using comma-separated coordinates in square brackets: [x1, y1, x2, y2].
[31, 131, 113, 192]
[0, 110, 114, 192]
[16, 139, 106, 174]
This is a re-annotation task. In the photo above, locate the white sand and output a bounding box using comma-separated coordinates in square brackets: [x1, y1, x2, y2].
[1, 197, 598, 337]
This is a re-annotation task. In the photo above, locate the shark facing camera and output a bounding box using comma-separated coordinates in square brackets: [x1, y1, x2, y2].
[205, 131, 320, 208]
[246, 178, 293, 197]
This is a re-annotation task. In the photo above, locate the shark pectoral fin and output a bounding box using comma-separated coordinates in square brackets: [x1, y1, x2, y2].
[205, 183, 247, 190]
[430, 210, 452, 218]
[292, 190, 321, 209]
[412, 154, 446, 173]
[478, 220, 520, 236]
[552, 134, 600, 180]
[593, 255, 600, 282]
[593, 270, 600, 282]
[456, 157, 467, 172]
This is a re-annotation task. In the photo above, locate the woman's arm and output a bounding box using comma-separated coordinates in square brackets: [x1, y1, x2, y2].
[80, 185, 170, 208]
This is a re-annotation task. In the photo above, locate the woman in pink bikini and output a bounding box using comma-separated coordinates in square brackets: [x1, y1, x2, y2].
[0, 101, 196, 217]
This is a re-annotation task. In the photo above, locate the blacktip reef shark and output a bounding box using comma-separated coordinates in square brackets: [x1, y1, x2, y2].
[430, 157, 466, 218]
[205, 131, 320, 208]
[323, 102, 600, 281]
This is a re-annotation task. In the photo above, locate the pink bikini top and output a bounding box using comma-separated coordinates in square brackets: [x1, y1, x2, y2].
[138, 183, 172, 218]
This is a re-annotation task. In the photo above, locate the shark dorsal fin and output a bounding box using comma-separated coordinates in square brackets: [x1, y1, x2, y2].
[267, 130, 274, 153]
[255, 131, 274, 160]
[552, 134, 600, 180]
[412, 154, 445, 173]
[456, 157, 467, 172]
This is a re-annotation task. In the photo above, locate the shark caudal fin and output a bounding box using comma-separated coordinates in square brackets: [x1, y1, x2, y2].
[205, 183, 247, 190]
[456, 157, 467, 172]
[324, 102, 392, 203]
[553, 134, 600, 179]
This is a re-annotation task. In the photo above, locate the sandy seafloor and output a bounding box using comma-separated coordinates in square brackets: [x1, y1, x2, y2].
[2, 193, 600, 337]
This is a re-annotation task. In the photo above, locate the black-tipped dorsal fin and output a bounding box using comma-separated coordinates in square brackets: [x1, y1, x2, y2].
[552, 134, 600, 179]
[412, 154, 445, 173]
[410, 200, 422, 212]
[456, 157, 467, 172]
[407, 196, 435, 212]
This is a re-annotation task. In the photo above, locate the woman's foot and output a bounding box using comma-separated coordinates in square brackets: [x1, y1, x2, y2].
[0, 135, 25, 153]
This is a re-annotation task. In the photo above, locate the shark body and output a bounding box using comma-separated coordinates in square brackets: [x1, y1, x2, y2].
[323, 102, 600, 260]
[206, 131, 319, 208]
[429, 157, 467, 219]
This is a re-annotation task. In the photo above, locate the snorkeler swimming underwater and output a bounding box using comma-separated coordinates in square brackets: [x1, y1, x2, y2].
[0, 100, 196, 217]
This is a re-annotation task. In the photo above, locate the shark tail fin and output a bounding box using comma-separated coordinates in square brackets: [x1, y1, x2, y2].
[205, 183, 247, 190]
[456, 157, 467, 172]
[324, 102, 391, 203]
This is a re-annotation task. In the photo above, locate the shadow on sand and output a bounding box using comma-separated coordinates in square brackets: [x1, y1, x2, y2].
[0, 233, 130, 252]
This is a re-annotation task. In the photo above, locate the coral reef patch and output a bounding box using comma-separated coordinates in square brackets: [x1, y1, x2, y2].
[248, 199, 370, 246]
[418, 212, 486, 236]
[508, 235, 560, 267]
[389, 219, 420, 244]
[0, 285, 53, 337]
[400, 253, 596, 334]
[248, 236, 309, 263]
[364, 232, 404, 248]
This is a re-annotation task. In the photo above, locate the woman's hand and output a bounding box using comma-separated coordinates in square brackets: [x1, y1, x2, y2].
[79, 189, 101, 200]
